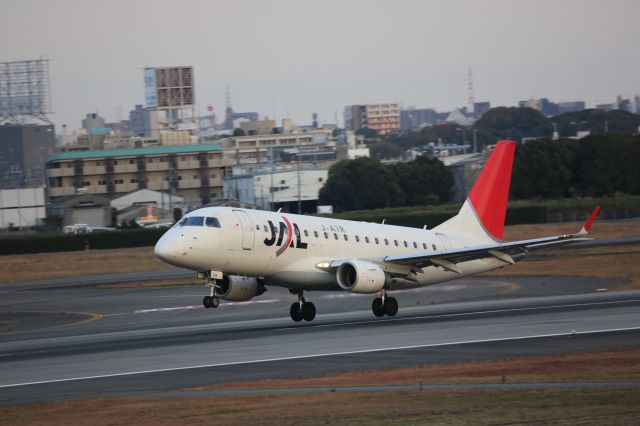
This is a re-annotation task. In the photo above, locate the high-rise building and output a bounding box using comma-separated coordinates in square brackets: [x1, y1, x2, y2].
[344, 103, 400, 135]
[0, 124, 56, 188]
[129, 105, 146, 136]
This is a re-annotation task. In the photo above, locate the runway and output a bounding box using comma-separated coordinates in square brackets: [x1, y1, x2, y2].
[1, 271, 639, 406]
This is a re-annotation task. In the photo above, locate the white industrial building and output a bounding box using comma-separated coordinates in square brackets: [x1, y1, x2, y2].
[223, 167, 328, 213]
[110, 189, 184, 212]
[0, 187, 46, 228]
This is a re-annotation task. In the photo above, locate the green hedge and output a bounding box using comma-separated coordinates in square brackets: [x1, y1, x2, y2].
[0, 228, 167, 255]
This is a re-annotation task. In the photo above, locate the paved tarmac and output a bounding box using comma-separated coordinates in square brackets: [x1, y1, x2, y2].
[0, 272, 639, 406]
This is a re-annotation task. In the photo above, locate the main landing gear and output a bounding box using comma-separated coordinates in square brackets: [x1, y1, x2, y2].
[290, 291, 316, 322]
[371, 290, 398, 317]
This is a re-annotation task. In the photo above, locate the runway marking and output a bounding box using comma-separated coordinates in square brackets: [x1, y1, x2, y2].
[275, 298, 640, 331]
[133, 299, 281, 314]
[1, 326, 640, 389]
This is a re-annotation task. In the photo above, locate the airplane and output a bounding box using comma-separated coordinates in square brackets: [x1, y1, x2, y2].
[154, 140, 600, 322]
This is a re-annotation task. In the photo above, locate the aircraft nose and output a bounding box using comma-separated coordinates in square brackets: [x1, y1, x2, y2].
[154, 232, 182, 263]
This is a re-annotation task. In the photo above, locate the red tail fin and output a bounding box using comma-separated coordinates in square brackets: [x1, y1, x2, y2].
[467, 140, 516, 240]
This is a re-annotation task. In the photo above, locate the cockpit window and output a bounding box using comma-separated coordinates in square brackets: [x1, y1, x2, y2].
[180, 216, 204, 227]
[205, 217, 221, 228]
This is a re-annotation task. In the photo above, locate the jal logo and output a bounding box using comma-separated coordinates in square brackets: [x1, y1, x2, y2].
[263, 217, 307, 256]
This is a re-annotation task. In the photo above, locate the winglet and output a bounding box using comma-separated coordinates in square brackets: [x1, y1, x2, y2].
[577, 205, 600, 236]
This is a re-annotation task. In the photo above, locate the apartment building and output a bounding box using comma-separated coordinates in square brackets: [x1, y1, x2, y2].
[344, 103, 400, 135]
[46, 144, 226, 206]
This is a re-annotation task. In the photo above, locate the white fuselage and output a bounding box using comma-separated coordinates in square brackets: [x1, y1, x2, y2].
[154, 206, 509, 292]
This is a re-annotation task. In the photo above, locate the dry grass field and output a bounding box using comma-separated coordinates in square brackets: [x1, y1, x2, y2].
[2, 348, 639, 426]
[192, 348, 640, 390]
[0, 246, 169, 283]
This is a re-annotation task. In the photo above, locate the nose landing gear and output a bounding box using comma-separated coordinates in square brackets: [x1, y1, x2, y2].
[372, 290, 398, 317]
[290, 291, 316, 322]
[202, 273, 220, 309]
[203, 295, 219, 309]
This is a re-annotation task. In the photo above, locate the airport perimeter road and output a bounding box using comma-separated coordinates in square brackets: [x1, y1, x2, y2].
[0, 288, 639, 406]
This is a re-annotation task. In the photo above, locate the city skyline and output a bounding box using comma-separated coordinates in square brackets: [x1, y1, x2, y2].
[1, 0, 639, 129]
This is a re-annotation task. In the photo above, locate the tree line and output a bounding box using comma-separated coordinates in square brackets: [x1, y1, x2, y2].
[511, 133, 640, 199]
[320, 133, 640, 213]
[318, 156, 454, 212]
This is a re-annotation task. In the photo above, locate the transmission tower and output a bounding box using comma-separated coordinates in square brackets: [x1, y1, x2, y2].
[467, 67, 475, 113]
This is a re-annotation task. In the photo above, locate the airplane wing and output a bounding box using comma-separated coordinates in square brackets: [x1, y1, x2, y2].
[327, 206, 600, 275]
[381, 206, 600, 274]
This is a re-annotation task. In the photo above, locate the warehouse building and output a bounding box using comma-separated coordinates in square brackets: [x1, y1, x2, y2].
[46, 144, 226, 208]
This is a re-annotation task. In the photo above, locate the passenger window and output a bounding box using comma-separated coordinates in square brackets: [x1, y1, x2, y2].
[355, 236, 360, 243]
[334, 233, 338, 240]
[432, 244, 437, 250]
[314, 231, 318, 238]
[374, 237, 379, 245]
[394, 240, 398, 247]
[205, 217, 220, 228]
[413, 242, 418, 249]
[304, 230, 309, 237]
[343, 234, 348, 241]
[403, 241, 408, 248]
[324, 232, 328, 239]
[384, 239, 389, 246]
[182, 216, 204, 226]
[365, 236, 370, 244]
[423, 242, 427, 250]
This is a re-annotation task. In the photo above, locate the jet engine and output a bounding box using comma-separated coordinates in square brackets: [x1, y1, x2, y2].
[336, 260, 388, 294]
[216, 275, 266, 301]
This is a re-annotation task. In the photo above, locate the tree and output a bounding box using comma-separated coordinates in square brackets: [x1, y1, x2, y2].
[510, 134, 640, 199]
[232, 128, 245, 136]
[572, 134, 633, 197]
[511, 139, 576, 199]
[390, 156, 454, 205]
[474, 107, 552, 141]
[318, 158, 405, 212]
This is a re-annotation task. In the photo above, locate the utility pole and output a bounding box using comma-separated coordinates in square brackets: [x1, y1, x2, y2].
[467, 67, 475, 113]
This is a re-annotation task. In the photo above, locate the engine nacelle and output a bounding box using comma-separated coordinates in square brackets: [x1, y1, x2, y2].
[336, 260, 387, 294]
[216, 275, 266, 301]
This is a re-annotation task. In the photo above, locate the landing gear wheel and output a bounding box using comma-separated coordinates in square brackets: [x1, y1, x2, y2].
[372, 298, 385, 317]
[301, 302, 316, 322]
[211, 296, 220, 308]
[203, 296, 212, 308]
[384, 297, 398, 317]
[290, 303, 303, 322]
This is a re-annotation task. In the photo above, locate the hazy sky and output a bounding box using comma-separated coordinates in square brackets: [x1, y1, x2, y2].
[1, 0, 639, 130]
